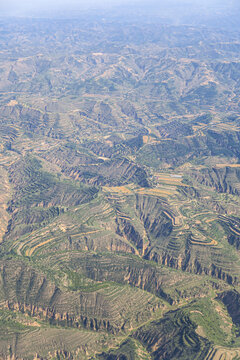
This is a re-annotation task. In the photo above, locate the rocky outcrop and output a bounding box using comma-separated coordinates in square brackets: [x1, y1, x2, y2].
[156, 120, 193, 139]
[5, 300, 118, 333]
[191, 166, 240, 195]
[116, 218, 144, 254]
[133, 310, 211, 360]
[64, 157, 149, 187]
[145, 249, 237, 285]
[218, 290, 240, 327]
[228, 233, 240, 250]
[136, 195, 173, 238]
[1, 104, 49, 135]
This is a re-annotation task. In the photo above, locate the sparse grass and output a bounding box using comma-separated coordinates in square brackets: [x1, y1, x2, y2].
[2, 16, 240, 360]
[186, 299, 232, 345]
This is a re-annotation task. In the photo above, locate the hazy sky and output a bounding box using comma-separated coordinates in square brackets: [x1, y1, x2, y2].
[0, 0, 239, 18]
[1, 0, 129, 15]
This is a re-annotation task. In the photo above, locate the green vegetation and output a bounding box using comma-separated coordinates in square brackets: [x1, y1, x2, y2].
[1, 13, 240, 360]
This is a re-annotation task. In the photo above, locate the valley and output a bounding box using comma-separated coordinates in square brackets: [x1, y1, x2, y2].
[0, 13, 240, 359]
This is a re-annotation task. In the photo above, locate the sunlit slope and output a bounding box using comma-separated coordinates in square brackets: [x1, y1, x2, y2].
[1, 17, 240, 359]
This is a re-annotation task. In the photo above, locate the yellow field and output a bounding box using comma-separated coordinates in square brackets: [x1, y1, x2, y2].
[154, 173, 186, 186]
[215, 164, 240, 168]
[192, 125, 203, 132]
[190, 237, 218, 247]
[136, 188, 175, 196]
[7, 100, 18, 106]
[103, 184, 176, 198]
[26, 237, 55, 257]
[25, 229, 104, 256]
[205, 218, 217, 223]
[157, 177, 183, 185]
[216, 122, 239, 131]
[142, 135, 159, 144]
[192, 211, 212, 218]
[71, 229, 103, 237]
[102, 186, 132, 194]
[142, 135, 149, 144]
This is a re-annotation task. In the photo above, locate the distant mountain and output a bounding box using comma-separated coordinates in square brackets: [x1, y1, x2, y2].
[0, 12, 240, 359]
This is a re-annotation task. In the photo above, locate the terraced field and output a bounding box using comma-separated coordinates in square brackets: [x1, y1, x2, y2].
[0, 167, 11, 241]
[1, 11, 240, 360]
